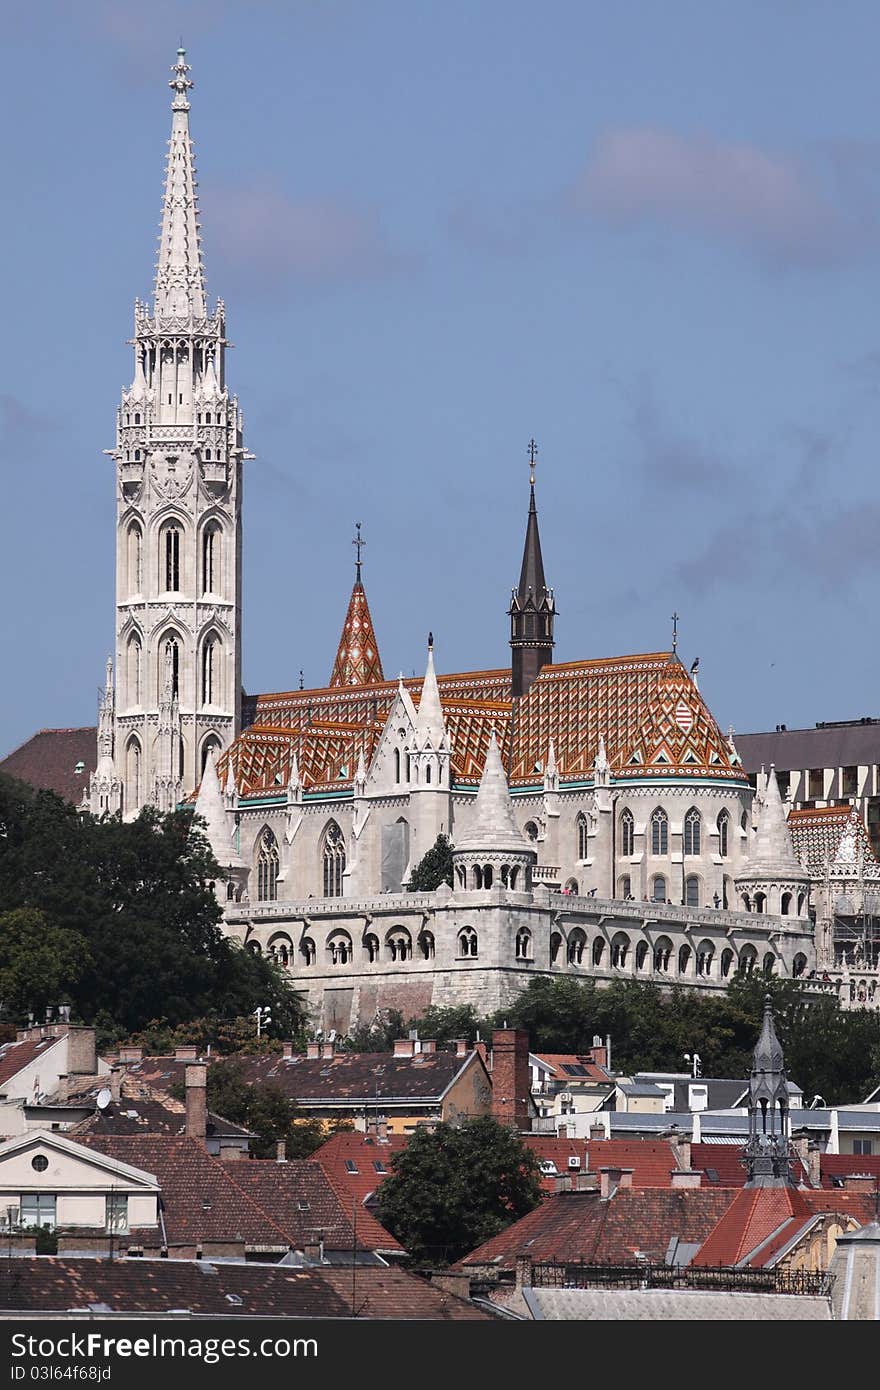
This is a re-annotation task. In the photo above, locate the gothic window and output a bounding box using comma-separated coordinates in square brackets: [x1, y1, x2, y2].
[754, 892, 767, 914]
[300, 937, 316, 967]
[567, 930, 586, 965]
[654, 937, 672, 973]
[763, 952, 776, 976]
[652, 874, 667, 903]
[696, 941, 714, 977]
[419, 931, 435, 961]
[611, 932, 630, 968]
[651, 808, 668, 855]
[201, 736, 221, 777]
[678, 944, 691, 975]
[739, 945, 757, 976]
[576, 813, 588, 860]
[162, 524, 181, 592]
[635, 941, 648, 971]
[256, 828, 279, 902]
[797, 892, 806, 915]
[618, 875, 632, 899]
[685, 875, 700, 908]
[620, 809, 635, 857]
[683, 808, 701, 856]
[394, 748, 401, 782]
[717, 810, 730, 858]
[387, 928, 413, 962]
[457, 928, 478, 959]
[134, 413, 141, 425]
[781, 891, 792, 916]
[160, 636, 180, 700]
[550, 931, 563, 964]
[202, 525, 221, 596]
[364, 933, 380, 963]
[322, 822, 345, 897]
[515, 929, 532, 960]
[720, 948, 734, 978]
[592, 937, 605, 967]
[125, 737, 141, 812]
[793, 953, 807, 978]
[127, 522, 143, 595]
[201, 636, 220, 706]
[127, 635, 142, 706]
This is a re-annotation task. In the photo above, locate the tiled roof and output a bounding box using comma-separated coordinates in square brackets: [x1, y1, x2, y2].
[312, 1131, 409, 1207]
[527, 1138, 682, 1192]
[0, 728, 96, 805]
[232, 1050, 472, 1104]
[458, 1187, 735, 1269]
[0, 1036, 62, 1091]
[788, 805, 879, 874]
[220, 1159, 402, 1254]
[220, 651, 743, 797]
[819, 1155, 880, 1188]
[329, 579, 384, 688]
[0, 1257, 489, 1319]
[694, 1185, 876, 1268]
[72, 1096, 251, 1141]
[532, 1054, 612, 1084]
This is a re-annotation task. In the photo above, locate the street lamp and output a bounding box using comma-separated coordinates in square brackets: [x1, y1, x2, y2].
[254, 1005, 272, 1039]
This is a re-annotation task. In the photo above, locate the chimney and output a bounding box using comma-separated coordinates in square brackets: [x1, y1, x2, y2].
[474, 1040, 488, 1065]
[109, 1067, 122, 1103]
[185, 1064, 208, 1145]
[667, 1129, 692, 1172]
[218, 1144, 243, 1162]
[598, 1166, 633, 1199]
[366, 1115, 388, 1141]
[276, 1139, 287, 1163]
[175, 1046, 198, 1062]
[589, 1124, 606, 1144]
[791, 1132, 821, 1187]
[420, 1040, 437, 1054]
[454, 1039, 468, 1058]
[118, 1046, 142, 1063]
[307, 1042, 321, 1060]
[842, 1173, 879, 1192]
[670, 1169, 702, 1189]
[590, 1043, 607, 1070]
[66, 1028, 97, 1076]
[490, 1029, 531, 1129]
[320, 1041, 336, 1060]
[304, 1238, 325, 1263]
[282, 1042, 294, 1060]
[393, 1039, 415, 1058]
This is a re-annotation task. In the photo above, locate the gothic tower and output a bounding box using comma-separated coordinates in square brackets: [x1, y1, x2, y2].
[105, 51, 247, 815]
[509, 441, 555, 699]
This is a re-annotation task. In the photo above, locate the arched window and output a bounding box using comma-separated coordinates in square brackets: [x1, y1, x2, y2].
[781, 892, 792, 916]
[515, 929, 532, 961]
[300, 938, 316, 967]
[618, 874, 632, 900]
[394, 748, 401, 782]
[651, 808, 668, 855]
[161, 523, 182, 592]
[127, 522, 143, 595]
[652, 874, 667, 903]
[322, 822, 345, 897]
[327, 931, 353, 965]
[696, 940, 714, 977]
[717, 811, 730, 858]
[202, 524, 221, 596]
[678, 944, 691, 975]
[127, 634, 142, 706]
[160, 636, 180, 700]
[387, 928, 413, 962]
[256, 829, 279, 902]
[419, 931, 435, 961]
[364, 933, 380, 963]
[268, 934, 292, 968]
[654, 937, 672, 973]
[797, 892, 807, 916]
[793, 953, 807, 978]
[592, 937, 605, 967]
[125, 737, 141, 811]
[685, 875, 700, 908]
[763, 952, 776, 976]
[524, 821, 539, 842]
[611, 932, 630, 968]
[754, 892, 767, 915]
[481, 863, 494, 889]
[739, 945, 758, 976]
[620, 809, 635, 857]
[564, 878, 579, 896]
[457, 928, 478, 959]
[550, 931, 563, 965]
[201, 635, 220, 706]
[683, 808, 701, 856]
[721, 948, 734, 978]
[567, 930, 586, 965]
[635, 941, 648, 971]
[226, 880, 235, 901]
[200, 736, 221, 777]
[576, 813, 589, 860]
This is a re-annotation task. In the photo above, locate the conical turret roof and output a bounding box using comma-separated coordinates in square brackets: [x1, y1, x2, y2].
[329, 538, 384, 687]
[455, 732, 530, 854]
[154, 50, 206, 321]
[741, 767, 809, 882]
[193, 750, 242, 867]
[415, 637, 448, 747]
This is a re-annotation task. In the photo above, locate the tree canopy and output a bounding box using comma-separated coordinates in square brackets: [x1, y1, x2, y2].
[406, 834, 454, 891]
[377, 1116, 542, 1266]
[0, 773, 308, 1046]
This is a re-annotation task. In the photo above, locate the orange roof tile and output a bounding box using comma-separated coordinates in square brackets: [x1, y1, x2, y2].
[329, 581, 384, 688]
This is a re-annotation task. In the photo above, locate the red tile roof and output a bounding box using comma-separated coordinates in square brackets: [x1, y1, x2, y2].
[0, 728, 96, 804]
[0, 1036, 63, 1091]
[527, 1138, 680, 1193]
[694, 1184, 876, 1268]
[819, 1155, 880, 1188]
[312, 1130, 409, 1207]
[232, 1049, 477, 1104]
[227, 1159, 402, 1254]
[532, 1054, 612, 1083]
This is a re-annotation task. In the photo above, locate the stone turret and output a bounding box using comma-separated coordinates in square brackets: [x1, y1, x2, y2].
[743, 996, 794, 1187]
[407, 637, 452, 865]
[735, 766, 811, 919]
[192, 748, 244, 902]
[453, 732, 536, 892]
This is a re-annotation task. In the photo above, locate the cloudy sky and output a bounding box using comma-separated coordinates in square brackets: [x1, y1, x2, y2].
[3, 0, 880, 760]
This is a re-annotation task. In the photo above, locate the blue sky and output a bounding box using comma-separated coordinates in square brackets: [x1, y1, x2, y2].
[3, 0, 880, 758]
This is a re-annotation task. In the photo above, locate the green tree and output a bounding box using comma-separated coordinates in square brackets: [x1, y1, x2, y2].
[189, 1059, 353, 1159]
[0, 908, 90, 1020]
[403, 1004, 493, 1047]
[406, 834, 454, 891]
[377, 1116, 542, 1266]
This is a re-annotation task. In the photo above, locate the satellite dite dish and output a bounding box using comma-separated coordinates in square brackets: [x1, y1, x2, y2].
[96, 1089, 112, 1111]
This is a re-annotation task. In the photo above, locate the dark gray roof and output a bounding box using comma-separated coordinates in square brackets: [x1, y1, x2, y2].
[618, 1083, 667, 1098]
[737, 723, 880, 774]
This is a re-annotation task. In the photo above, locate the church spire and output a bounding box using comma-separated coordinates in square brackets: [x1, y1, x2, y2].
[329, 526, 385, 687]
[743, 996, 794, 1187]
[154, 49, 206, 321]
[509, 438, 556, 698]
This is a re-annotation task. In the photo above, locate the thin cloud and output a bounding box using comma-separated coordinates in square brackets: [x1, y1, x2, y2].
[572, 127, 860, 266]
[202, 180, 408, 289]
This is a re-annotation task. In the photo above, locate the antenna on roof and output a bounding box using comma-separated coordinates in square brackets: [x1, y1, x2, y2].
[96, 1088, 112, 1112]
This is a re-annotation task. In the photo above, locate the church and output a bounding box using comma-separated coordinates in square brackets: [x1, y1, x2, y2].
[75, 53, 815, 1030]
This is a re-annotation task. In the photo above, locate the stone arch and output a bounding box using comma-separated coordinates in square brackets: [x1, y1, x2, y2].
[739, 944, 758, 975]
[418, 930, 435, 961]
[781, 891, 793, 916]
[592, 936, 605, 967]
[611, 931, 630, 968]
[199, 629, 223, 708]
[321, 821, 346, 897]
[364, 933, 380, 963]
[793, 953, 808, 978]
[550, 931, 563, 965]
[300, 937, 316, 967]
[720, 947, 735, 978]
[717, 810, 730, 858]
[620, 807, 635, 857]
[457, 927, 478, 959]
[763, 952, 776, 975]
[156, 628, 184, 701]
[124, 735, 142, 813]
[635, 940, 649, 971]
[200, 733, 222, 777]
[567, 929, 586, 965]
[386, 927, 413, 962]
[327, 930, 353, 965]
[678, 944, 691, 975]
[696, 939, 714, 977]
[515, 928, 532, 960]
[199, 516, 224, 597]
[126, 631, 143, 707]
[126, 518, 144, 596]
[267, 932, 293, 968]
[618, 874, 632, 900]
[654, 936, 673, 973]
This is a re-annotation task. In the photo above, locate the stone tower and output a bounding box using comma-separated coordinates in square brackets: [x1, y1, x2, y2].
[102, 50, 248, 816]
[509, 442, 555, 699]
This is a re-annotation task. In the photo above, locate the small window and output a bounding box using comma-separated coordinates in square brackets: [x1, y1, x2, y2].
[345, 1160, 359, 1174]
[373, 1160, 387, 1173]
[651, 808, 668, 856]
[853, 1139, 874, 1155]
[106, 1193, 129, 1233]
[31, 1155, 48, 1173]
[843, 766, 858, 797]
[809, 769, 824, 799]
[620, 809, 635, 857]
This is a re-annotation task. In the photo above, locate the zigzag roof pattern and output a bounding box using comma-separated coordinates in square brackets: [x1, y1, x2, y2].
[216, 651, 744, 798]
[788, 806, 879, 875]
[329, 580, 384, 688]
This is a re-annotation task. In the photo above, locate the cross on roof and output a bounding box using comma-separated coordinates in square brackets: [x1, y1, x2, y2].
[353, 522, 365, 580]
[528, 438, 538, 485]
[671, 611, 679, 655]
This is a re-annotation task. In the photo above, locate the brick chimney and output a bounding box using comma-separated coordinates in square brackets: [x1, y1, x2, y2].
[589, 1124, 607, 1144]
[790, 1132, 821, 1187]
[590, 1043, 608, 1069]
[670, 1169, 702, 1189]
[490, 1029, 531, 1129]
[282, 1042, 294, 1060]
[842, 1173, 879, 1192]
[307, 1042, 321, 1060]
[109, 1067, 122, 1103]
[420, 1040, 437, 1054]
[453, 1039, 468, 1058]
[598, 1166, 633, 1199]
[393, 1039, 415, 1058]
[175, 1046, 198, 1062]
[66, 1028, 97, 1076]
[667, 1129, 692, 1172]
[320, 1042, 336, 1060]
[276, 1139, 287, 1162]
[185, 1064, 207, 1145]
[218, 1144, 243, 1162]
[118, 1046, 142, 1063]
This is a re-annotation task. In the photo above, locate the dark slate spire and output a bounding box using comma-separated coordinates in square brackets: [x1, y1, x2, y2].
[743, 995, 794, 1187]
[509, 439, 556, 698]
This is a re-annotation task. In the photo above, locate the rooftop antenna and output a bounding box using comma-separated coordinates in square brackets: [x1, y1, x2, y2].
[96, 1088, 112, 1112]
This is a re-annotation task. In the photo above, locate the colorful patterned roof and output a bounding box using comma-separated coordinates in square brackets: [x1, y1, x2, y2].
[218, 651, 744, 798]
[788, 806, 879, 875]
[329, 580, 384, 687]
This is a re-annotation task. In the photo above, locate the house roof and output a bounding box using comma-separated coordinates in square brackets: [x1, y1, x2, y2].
[218, 1159, 402, 1254]
[0, 728, 97, 804]
[0, 1036, 64, 1092]
[533, 1054, 613, 1084]
[736, 723, 880, 777]
[693, 1185, 876, 1269]
[311, 1130, 409, 1207]
[221, 650, 743, 796]
[230, 1050, 478, 1105]
[526, 1138, 682, 1192]
[819, 1155, 880, 1189]
[0, 1257, 489, 1319]
[458, 1187, 735, 1270]
[522, 1287, 830, 1321]
[72, 1096, 252, 1141]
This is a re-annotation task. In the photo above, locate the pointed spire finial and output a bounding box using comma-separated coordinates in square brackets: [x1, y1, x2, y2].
[170, 48, 193, 111]
[671, 611, 679, 655]
[527, 437, 538, 488]
[428, 631, 433, 650]
[352, 522, 365, 583]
